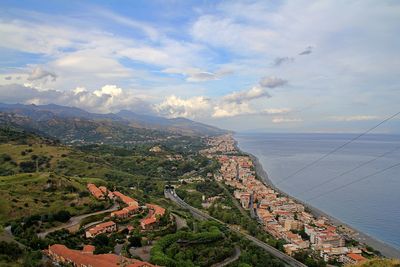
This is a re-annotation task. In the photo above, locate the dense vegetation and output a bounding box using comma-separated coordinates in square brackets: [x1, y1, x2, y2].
[0, 125, 286, 267]
[151, 221, 234, 267]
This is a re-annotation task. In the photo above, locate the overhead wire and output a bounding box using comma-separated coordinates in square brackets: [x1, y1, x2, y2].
[305, 162, 400, 201]
[276, 111, 400, 185]
[297, 145, 400, 197]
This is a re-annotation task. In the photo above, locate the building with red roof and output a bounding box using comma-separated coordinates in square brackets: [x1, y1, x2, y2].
[113, 191, 139, 206]
[45, 244, 157, 267]
[85, 221, 117, 238]
[140, 204, 166, 230]
[87, 183, 105, 199]
[341, 253, 367, 265]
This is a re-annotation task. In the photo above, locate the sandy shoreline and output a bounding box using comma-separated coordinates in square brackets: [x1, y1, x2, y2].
[234, 139, 400, 259]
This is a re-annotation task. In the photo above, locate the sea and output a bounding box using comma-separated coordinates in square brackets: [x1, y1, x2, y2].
[235, 132, 400, 250]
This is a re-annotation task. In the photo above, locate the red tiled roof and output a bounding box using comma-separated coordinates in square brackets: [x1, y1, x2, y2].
[87, 183, 105, 199]
[347, 253, 366, 262]
[87, 221, 116, 235]
[113, 191, 138, 206]
[82, 245, 95, 253]
[47, 244, 157, 267]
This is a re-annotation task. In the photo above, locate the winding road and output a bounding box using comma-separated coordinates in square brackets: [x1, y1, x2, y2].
[37, 202, 119, 238]
[165, 189, 307, 267]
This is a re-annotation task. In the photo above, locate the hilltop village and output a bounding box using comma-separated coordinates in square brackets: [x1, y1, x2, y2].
[45, 183, 165, 267]
[201, 134, 370, 265]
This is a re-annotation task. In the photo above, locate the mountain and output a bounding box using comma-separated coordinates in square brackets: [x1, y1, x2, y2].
[116, 109, 228, 136]
[0, 103, 228, 143]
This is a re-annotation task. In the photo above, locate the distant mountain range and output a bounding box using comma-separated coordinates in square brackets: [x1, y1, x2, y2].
[0, 103, 228, 144]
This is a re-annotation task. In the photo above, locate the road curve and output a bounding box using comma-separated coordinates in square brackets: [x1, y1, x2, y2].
[165, 189, 307, 267]
[37, 202, 119, 238]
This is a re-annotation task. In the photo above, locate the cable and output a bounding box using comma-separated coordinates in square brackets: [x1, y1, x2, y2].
[297, 145, 400, 197]
[305, 162, 400, 201]
[276, 111, 400, 185]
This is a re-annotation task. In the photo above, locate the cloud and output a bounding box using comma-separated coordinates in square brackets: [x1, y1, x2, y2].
[155, 95, 211, 118]
[330, 115, 379, 122]
[212, 102, 253, 118]
[93, 84, 122, 97]
[223, 86, 271, 103]
[273, 57, 294, 66]
[162, 67, 232, 82]
[299, 46, 313, 55]
[262, 108, 291, 115]
[259, 76, 288, 88]
[272, 117, 302, 123]
[27, 67, 57, 82]
[0, 84, 153, 114]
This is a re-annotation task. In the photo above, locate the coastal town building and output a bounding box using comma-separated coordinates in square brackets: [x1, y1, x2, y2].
[45, 244, 157, 267]
[207, 134, 367, 263]
[340, 253, 367, 265]
[85, 221, 117, 238]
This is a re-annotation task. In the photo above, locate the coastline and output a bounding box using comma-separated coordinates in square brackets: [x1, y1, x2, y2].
[233, 137, 400, 259]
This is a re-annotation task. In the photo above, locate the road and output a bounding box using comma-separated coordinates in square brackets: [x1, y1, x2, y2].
[211, 246, 241, 267]
[37, 202, 119, 238]
[165, 189, 307, 267]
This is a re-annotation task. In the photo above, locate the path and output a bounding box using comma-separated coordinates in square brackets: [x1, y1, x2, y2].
[37, 202, 119, 238]
[211, 246, 241, 267]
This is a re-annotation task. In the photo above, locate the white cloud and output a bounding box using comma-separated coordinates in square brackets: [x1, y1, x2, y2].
[272, 117, 303, 123]
[223, 86, 270, 103]
[155, 95, 211, 118]
[0, 84, 153, 114]
[262, 108, 291, 115]
[212, 102, 253, 118]
[163, 67, 233, 82]
[93, 84, 122, 97]
[330, 115, 379, 122]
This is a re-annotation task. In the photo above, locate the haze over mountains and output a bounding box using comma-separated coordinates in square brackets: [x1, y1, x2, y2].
[0, 103, 229, 144]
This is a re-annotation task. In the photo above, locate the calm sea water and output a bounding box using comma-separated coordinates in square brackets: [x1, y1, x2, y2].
[235, 132, 400, 249]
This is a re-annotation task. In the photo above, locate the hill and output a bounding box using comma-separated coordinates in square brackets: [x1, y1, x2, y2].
[0, 103, 228, 143]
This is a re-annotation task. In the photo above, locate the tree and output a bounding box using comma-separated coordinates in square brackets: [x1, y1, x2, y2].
[128, 235, 142, 247]
[54, 210, 71, 222]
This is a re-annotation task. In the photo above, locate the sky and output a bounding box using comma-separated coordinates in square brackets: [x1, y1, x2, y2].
[0, 0, 399, 133]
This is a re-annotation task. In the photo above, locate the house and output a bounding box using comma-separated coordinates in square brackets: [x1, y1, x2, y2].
[113, 191, 139, 206]
[283, 244, 300, 256]
[139, 204, 165, 230]
[140, 217, 157, 230]
[45, 244, 157, 267]
[87, 183, 105, 199]
[111, 205, 140, 219]
[85, 221, 117, 238]
[340, 253, 367, 265]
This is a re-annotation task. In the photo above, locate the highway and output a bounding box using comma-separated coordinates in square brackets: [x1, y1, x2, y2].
[164, 189, 307, 267]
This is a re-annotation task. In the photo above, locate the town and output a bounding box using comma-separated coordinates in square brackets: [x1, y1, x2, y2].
[203, 134, 370, 265]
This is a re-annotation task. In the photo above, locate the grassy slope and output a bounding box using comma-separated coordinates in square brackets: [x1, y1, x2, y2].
[0, 129, 110, 224]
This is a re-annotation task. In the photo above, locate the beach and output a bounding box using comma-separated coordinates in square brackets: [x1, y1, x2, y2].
[247, 150, 400, 259]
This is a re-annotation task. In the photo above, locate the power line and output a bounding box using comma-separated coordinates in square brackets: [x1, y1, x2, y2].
[305, 162, 400, 201]
[297, 145, 400, 197]
[276, 111, 400, 185]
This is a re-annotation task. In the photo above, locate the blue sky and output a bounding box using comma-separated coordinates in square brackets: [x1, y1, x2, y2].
[0, 0, 399, 132]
